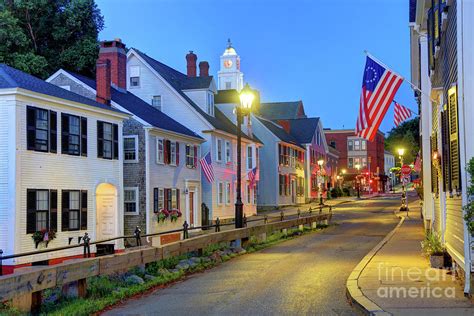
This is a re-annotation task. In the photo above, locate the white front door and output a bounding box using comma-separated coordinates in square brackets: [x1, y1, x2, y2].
[96, 184, 117, 241]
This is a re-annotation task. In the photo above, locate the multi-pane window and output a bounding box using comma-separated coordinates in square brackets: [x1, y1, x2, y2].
[361, 140, 367, 150]
[256, 147, 260, 170]
[171, 189, 178, 209]
[62, 114, 87, 156]
[207, 93, 214, 115]
[348, 157, 354, 169]
[253, 184, 258, 205]
[226, 182, 231, 204]
[129, 66, 140, 87]
[124, 136, 138, 162]
[186, 145, 197, 168]
[216, 139, 223, 161]
[247, 184, 251, 204]
[69, 191, 80, 230]
[247, 145, 253, 169]
[218, 182, 224, 204]
[97, 121, 118, 160]
[124, 188, 138, 214]
[27, 106, 57, 153]
[348, 140, 354, 151]
[152, 95, 162, 111]
[225, 141, 231, 163]
[36, 190, 49, 231]
[157, 139, 164, 164]
[158, 188, 164, 210]
[170, 141, 177, 165]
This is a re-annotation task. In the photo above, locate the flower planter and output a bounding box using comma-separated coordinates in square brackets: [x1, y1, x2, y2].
[429, 255, 444, 269]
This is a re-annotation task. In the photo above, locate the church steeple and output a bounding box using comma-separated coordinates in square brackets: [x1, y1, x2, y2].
[218, 38, 243, 91]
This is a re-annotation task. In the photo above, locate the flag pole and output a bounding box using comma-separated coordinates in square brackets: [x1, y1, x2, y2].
[364, 50, 437, 103]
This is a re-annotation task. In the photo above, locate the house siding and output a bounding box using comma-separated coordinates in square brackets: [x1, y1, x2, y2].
[6, 95, 124, 265]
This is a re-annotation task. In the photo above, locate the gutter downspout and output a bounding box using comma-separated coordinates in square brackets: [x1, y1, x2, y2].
[457, 0, 471, 295]
[144, 128, 151, 243]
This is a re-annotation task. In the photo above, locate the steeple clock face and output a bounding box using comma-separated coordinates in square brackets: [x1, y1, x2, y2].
[224, 59, 233, 68]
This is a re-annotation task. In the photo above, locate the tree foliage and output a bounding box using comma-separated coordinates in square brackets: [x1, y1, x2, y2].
[0, 0, 104, 79]
[385, 117, 420, 166]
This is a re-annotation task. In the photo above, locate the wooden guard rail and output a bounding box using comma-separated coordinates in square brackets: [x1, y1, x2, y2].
[0, 212, 331, 312]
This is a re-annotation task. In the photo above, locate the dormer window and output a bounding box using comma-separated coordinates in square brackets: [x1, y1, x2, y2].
[206, 92, 214, 116]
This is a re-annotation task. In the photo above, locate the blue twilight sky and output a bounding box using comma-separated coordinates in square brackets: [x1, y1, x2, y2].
[96, 0, 415, 134]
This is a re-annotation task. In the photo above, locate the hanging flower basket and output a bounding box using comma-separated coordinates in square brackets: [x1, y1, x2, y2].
[31, 229, 56, 248]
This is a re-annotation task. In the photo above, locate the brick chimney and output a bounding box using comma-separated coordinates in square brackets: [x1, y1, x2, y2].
[98, 38, 126, 89]
[96, 59, 111, 105]
[199, 61, 209, 77]
[277, 120, 291, 134]
[186, 51, 197, 77]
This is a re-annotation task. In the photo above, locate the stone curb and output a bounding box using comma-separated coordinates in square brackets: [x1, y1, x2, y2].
[345, 214, 406, 316]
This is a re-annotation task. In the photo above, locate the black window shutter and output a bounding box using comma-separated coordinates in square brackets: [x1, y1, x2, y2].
[27, 189, 36, 233]
[50, 190, 58, 231]
[62, 190, 70, 231]
[27, 107, 36, 150]
[81, 117, 87, 157]
[49, 111, 57, 153]
[113, 123, 119, 160]
[441, 110, 450, 192]
[61, 113, 70, 154]
[448, 88, 461, 191]
[97, 121, 104, 158]
[194, 146, 198, 167]
[176, 142, 180, 165]
[80, 190, 88, 230]
[153, 188, 158, 212]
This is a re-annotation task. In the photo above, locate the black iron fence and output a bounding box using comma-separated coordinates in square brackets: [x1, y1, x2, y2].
[0, 204, 333, 275]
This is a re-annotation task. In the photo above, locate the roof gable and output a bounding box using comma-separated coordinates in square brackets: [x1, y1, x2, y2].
[58, 70, 202, 140]
[259, 101, 307, 120]
[256, 116, 304, 148]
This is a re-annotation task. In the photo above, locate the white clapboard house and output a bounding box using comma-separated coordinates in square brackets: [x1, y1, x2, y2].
[125, 44, 261, 221]
[48, 39, 205, 246]
[0, 63, 129, 273]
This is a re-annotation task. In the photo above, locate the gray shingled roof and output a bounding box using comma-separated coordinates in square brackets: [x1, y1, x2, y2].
[285, 117, 320, 144]
[256, 117, 304, 149]
[0, 64, 125, 114]
[259, 101, 307, 120]
[132, 49, 259, 142]
[65, 71, 203, 140]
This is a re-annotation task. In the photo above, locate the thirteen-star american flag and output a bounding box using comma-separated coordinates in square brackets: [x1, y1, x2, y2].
[248, 167, 257, 185]
[356, 56, 403, 141]
[394, 102, 413, 126]
[200, 152, 214, 183]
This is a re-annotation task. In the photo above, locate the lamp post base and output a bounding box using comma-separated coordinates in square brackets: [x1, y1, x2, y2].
[235, 199, 244, 228]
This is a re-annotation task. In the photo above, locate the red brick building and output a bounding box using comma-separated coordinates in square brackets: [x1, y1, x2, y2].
[324, 129, 386, 193]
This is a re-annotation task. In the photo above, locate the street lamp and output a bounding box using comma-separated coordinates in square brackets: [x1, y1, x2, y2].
[397, 148, 408, 213]
[317, 159, 324, 205]
[235, 83, 254, 228]
[355, 163, 361, 198]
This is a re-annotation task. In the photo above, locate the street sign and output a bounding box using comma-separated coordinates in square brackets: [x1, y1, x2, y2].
[401, 165, 412, 176]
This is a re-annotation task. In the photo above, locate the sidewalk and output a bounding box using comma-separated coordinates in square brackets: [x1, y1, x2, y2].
[348, 201, 473, 315]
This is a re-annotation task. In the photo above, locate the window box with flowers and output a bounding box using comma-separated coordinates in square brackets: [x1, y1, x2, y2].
[31, 229, 56, 248]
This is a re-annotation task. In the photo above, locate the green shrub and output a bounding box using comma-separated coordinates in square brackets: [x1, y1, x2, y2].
[421, 231, 445, 256]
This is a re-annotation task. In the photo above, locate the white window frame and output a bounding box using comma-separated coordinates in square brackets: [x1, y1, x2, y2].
[207, 92, 214, 116]
[186, 144, 195, 168]
[216, 139, 223, 162]
[247, 145, 253, 170]
[123, 135, 139, 163]
[225, 141, 231, 163]
[124, 187, 139, 215]
[156, 138, 164, 164]
[158, 188, 164, 210]
[354, 140, 361, 151]
[218, 182, 224, 205]
[152, 95, 162, 111]
[170, 141, 177, 166]
[361, 140, 367, 150]
[129, 66, 140, 88]
[348, 140, 354, 151]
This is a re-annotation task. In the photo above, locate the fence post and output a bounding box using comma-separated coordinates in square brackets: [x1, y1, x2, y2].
[297, 209, 301, 218]
[280, 210, 284, 222]
[0, 249, 3, 276]
[215, 217, 221, 232]
[183, 221, 189, 240]
[243, 214, 247, 227]
[264, 215, 268, 224]
[319, 205, 323, 214]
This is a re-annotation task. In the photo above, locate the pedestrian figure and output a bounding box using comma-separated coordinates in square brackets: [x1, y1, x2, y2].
[134, 226, 142, 246]
[183, 221, 189, 239]
[83, 232, 91, 258]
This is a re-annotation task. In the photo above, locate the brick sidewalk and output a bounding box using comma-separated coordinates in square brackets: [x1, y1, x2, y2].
[356, 203, 473, 315]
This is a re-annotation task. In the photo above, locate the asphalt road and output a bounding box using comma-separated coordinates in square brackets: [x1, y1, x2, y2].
[104, 196, 403, 316]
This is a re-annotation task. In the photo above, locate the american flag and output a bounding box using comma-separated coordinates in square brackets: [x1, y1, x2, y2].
[394, 102, 413, 127]
[200, 152, 214, 183]
[356, 56, 403, 141]
[248, 167, 257, 185]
